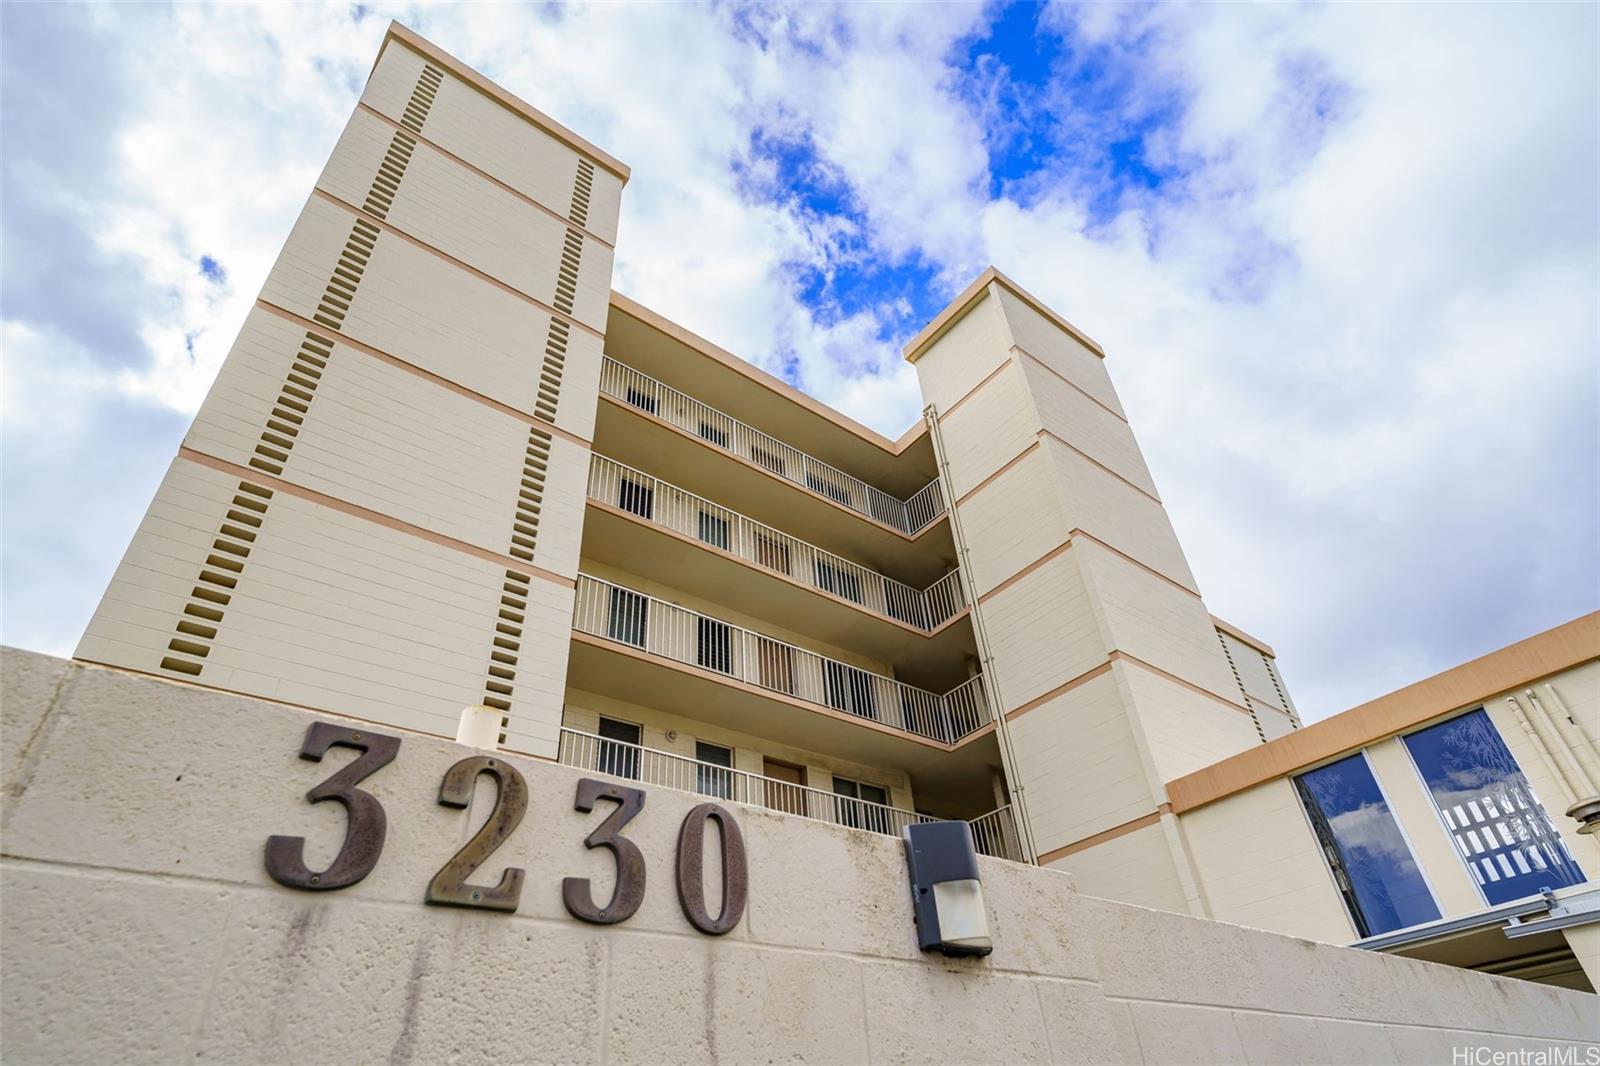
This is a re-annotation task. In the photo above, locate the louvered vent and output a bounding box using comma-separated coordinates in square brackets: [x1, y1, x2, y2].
[399, 64, 443, 134]
[1216, 630, 1267, 743]
[531, 160, 597, 425]
[509, 427, 551, 563]
[362, 132, 416, 221]
[159, 481, 274, 677]
[568, 159, 595, 228]
[312, 219, 379, 331]
[480, 569, 532, 743]
[250, 331, 334, 475]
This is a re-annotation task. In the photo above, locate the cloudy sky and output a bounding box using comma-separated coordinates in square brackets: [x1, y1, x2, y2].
[3, 2, 1595, 722]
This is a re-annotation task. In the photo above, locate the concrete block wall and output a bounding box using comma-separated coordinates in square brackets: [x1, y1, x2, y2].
[3, 649, 1595, 1064]
[914, 279, 1266, 907]
[76, 33, 626, 759]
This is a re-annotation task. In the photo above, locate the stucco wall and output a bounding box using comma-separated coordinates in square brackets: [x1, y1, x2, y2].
[3, 648, 1595, 1065]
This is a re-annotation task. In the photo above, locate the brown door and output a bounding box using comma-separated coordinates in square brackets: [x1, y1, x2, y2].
[756, 637, 795, 694]
[763, 758, 807, 816]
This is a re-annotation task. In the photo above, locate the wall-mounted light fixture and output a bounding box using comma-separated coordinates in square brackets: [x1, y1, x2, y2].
[903, 821, 992, 957]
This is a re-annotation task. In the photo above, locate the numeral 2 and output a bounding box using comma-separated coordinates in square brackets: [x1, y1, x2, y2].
[563, 778, 647, 924]
[426, 756, 528, 912]
[265, 721, 401, 890]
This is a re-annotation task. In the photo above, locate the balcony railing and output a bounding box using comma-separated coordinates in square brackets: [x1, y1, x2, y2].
[573, 573, 993, 745]
[557, 727, 1027, 861]
[600, 357, 945, 534]
[969, 804, 1026, 863]
[589, 455, 967, 631]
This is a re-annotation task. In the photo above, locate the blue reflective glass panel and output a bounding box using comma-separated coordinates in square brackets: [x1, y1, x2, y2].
[1296, 754, 1440, 937]
[1404, 709, 1584, 905]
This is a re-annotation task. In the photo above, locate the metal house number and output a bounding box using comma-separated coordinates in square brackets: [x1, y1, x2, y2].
[263, 720, 748, 933]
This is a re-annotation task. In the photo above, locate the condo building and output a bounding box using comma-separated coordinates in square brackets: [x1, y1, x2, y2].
[74, 23, 1599, 990]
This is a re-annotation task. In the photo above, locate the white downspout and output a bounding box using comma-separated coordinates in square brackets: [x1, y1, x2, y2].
[925, 403, 1040, 865]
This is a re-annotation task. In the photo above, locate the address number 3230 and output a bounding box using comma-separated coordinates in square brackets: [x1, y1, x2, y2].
[262, 721, 747, 935]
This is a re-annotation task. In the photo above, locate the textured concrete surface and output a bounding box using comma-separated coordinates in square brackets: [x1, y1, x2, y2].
[2, 648, 1596, 1064]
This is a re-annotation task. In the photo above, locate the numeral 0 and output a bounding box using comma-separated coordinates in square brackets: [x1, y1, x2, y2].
[675, 802, 748, 935]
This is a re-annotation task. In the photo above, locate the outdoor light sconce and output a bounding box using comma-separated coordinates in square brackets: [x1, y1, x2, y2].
[903, 821, 992, 957]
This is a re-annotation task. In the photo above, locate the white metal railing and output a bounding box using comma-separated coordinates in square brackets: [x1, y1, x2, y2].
[557, 727, 1026, 862]
[558, 727, 936, 837]
[589, 455, 967, 631]
[573, 573, 993, 744]
[969, 804, 1026, 862]
[600, 357, 945, 534]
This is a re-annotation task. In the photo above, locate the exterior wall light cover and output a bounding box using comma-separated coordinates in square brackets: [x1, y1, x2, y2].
[903, 820, 992, 957]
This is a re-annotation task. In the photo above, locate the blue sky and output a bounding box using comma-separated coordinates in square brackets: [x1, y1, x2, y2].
[2, 2, 1597, 721]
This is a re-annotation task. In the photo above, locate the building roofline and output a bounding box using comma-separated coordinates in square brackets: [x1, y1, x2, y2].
[608, 290, 928, 455]
[902, 266, 1105, 365]
[1211, 615, 1277, 658]
[1166, 611, 1600, 814]
[379, 22, 631, 185]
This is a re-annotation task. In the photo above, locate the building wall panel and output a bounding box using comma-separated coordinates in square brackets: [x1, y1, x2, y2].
[1046, 821, 1189, 914]
[954, 446, 1067, 598]
[1039, 436, 1198, 594]
[935, 360, 1038, 501]
[981, 550, 1108, 711]
[1180, 777, 1356, 943]
[360, 40, 624, 245]
[1115, 662, 1263, 785]
[1019, 355, 1158, 498]
[316, 107, 613, 333]
[258, 193, 605, 438]
[76, 458, 570, 755]
[992, 285, 1123, 418]
[1009, 670, 1155, 851]
[1076, 539, 1240, 702]
[911, 289, 1013, 415]
[184, 309, 532, 559]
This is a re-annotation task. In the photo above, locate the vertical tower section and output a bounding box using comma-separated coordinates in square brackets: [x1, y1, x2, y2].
[75, 25, 628, 759]
[909, 269, 1263, 914]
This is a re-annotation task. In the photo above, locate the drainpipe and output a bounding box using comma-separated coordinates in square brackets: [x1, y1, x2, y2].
[1527, 685, 1600, 834]
[1505, 695, 1576, 802]
[925, 403, 1040, 864]
[1531, 685, 1600, 794]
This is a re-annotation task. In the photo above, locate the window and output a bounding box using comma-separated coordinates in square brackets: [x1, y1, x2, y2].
[596, 717, 641, 780]
[617, 476, 654, 520]
[753, 532, 792, 576]
[1295, 752, 1440, 938]
[624, 386, 657, 415]
[805, 470, 852, 507]
[606, 587, 648, 648]
[833, 777, 892, 834]
[751, 445, 786, 477]
[824, 661, 878, 721]
[698, 421, 728, 448]
[1404, 708, 1585, 904]
[696, 616, 732, 674]
[695, 741, 733, 799]
[697, 510, 730, 550]
[814, 559, 863, 604]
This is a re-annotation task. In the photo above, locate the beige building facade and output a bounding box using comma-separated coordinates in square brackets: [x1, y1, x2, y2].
[70, 21, 1599, 1001]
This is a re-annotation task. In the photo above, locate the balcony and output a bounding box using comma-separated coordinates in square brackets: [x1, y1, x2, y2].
[599, 358, 945, 535]
[571, 573, 992, 746]
[557, 726, 1027, 862]
[588, 455, 966, 632]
